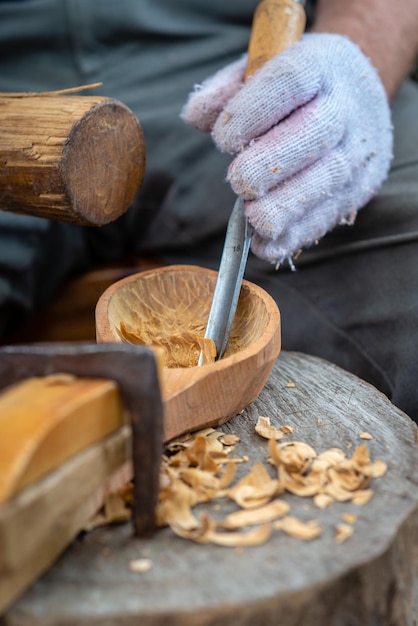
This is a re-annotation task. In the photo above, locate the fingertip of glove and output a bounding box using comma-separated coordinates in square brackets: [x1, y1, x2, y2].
[180, 91, 219, 133]
[181, 55, 247, 133]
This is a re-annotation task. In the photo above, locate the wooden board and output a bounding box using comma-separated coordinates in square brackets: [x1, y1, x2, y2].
[0, 376, 125, 504]
[3, 351, 418, 625]
[0, 427, 132, 616]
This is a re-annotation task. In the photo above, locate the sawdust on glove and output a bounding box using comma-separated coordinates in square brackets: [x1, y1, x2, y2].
[182, 33, 393, 266]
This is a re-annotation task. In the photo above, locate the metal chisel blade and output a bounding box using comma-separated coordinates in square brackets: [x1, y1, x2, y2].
[199, 197, 253, 364]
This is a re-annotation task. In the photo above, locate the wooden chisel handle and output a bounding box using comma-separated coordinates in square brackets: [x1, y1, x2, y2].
[245, 0, 306, 80]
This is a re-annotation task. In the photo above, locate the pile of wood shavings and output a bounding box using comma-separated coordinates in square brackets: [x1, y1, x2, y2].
[89, 417, 387, 548]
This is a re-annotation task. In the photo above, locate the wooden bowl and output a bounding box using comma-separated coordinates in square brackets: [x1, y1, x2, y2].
[95, 265, 281, 441]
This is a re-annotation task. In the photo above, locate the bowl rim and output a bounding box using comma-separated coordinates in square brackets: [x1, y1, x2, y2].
[95, 264, 281, 370]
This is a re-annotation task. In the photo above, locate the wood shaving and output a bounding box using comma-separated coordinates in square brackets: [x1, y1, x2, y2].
[156, 424, 385, 546]
[351, 489, 374, 506]
[128, 558, 153, 573]
[90, 419, 387, 548]
[84, 492, 131, 531]
[204, 524, 272, 548]
[335, 523, 354, 544]
[227, 463, 281, 509]
[171, 513, 272, 547]
[280, 425, 294, 434]
[313, 493, 334, 509]
[359, 432, 373, 440]
[219, 434, 240, 446]
[269, 440, 317, 474]
[156, 477, 200, 530]
[273, 516, 322, 541]
[255, 416, 284, 440]
[267, 438, 385, 513]
[221, 499, 290, 530]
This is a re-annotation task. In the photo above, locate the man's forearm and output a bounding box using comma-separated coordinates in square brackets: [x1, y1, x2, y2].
[311, 0, 418, 99]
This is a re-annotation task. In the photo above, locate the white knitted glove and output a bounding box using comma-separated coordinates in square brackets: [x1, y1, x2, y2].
[182, 33, 393, 264]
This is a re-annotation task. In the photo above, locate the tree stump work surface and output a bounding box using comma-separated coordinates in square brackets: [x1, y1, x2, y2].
[3, 351, 418, 626]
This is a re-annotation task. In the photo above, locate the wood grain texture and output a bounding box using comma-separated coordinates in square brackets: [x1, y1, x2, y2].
[0, 95, 145, 225]
[95, 265, 282, 441]
[0, 376, 125, 504]
[245, 0, 306, 79]
[0, 428, 132, 616]
[4, 352, 417, 626]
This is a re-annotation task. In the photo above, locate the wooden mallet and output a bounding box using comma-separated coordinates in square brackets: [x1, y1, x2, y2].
[0, 87, 146, 226]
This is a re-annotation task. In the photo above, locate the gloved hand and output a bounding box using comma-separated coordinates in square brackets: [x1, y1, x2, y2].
[182, 33, 393, 265]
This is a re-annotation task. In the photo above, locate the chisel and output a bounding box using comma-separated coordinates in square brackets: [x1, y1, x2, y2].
[199, 0, 306, 364]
